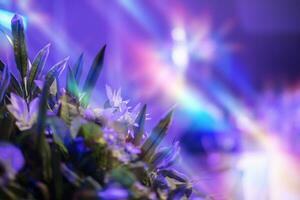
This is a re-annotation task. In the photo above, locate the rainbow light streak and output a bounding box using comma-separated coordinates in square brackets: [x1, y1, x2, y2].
[124, 7, 300, 196]
[130, 40, 226, 131]
[91, 0, 228, 130]
[0, 9, 27, 30]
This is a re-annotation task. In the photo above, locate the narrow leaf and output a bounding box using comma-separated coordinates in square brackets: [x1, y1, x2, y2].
[0, 187, 18, 200]
[36, 80, 52, 181]
[82, 45, 106, 107]
[0, 60, 4, 70]
[167, 184, 191, 200]
[150, 147, 172, 169]
[0, 65, 11, 102]
[51, 147, 63, 200]
[28, 43, 50, 93]
[67, 65, 80, 99]
[47, 116, 71, 149]
[36, 81, 49, 138]
[74, 53, 84, 84]
[60, 164, 82, 187]
[11, 14, 28, 80]
[10, 73, 23, 96]
[159, 169, 188, 183]
[141, 111, 173, 161]
[133, 104, 147, 146]
[45, 57, 68, 89]
[0, 63, 22, 96]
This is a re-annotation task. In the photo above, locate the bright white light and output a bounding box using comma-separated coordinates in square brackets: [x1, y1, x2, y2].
[172, 44, 189, 71]
[171, 26, 190, 72]
[171, 27, 186, 42]
[237, 152, 269, 200]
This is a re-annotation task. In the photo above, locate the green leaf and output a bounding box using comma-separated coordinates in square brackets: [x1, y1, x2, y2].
[51, 146, 63, 200]
[150, 147, 173, 169]
[141, 111, 173, 162]
[0, 63, 23, 96]
[111, 166, 136, 188]
[58, 94, 79, 126]
[49, 78, 58, 96]
[10, 73, 23, 96]
[60, 164, 82, 187]
[74, 53, 84, 84]
[36, 81, 49, 139]
[47, 116, 71, 153]
[0, 60, 4, 70]
[36, 80, 52, 181]
[78, 122, 103, 143]
[133, 104, 147, 146]
[0, 107, 14, 140]
[66, 65, 80, 99]
[0, 187, 18, 200]
[45, 57, 68, 89]
[59, 94, 71, 125]
[82, 45, 106, 107]
[70, 116, 87, 138]
[81, 176, 101, 190]
[6, 183, 29, 199]
[11, 14, 28, 80]
[28, 43, 50, 94]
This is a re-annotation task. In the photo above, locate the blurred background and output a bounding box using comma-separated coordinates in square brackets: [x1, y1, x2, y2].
[1, 0, 300, 199]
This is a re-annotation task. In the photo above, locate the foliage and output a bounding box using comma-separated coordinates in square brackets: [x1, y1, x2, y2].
[0, 14, 205, 200]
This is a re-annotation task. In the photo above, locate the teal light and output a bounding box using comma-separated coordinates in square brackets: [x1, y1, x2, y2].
[0, 9, 27, 31]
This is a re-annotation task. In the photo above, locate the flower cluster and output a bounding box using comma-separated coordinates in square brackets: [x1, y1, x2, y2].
[0, 14, 203, 200]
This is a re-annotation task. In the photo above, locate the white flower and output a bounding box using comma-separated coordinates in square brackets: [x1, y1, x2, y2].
[7, 93, 39, 131]
[106, 85, 128, 108]
[119, 103, 140, 126]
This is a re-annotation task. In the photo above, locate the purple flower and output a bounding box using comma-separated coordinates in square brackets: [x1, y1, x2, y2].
[98, 185, 129, 200]
[103, 128, 119, 145]
[152, 141, 181, 169]
[82, 108, 96, 121]
[7, 93, 39, 131]
[125, 143, 141, 155]
[0, 142, 24, 184]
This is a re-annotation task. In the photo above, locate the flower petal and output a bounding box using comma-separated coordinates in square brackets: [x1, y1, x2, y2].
[0, 142, 24, 180]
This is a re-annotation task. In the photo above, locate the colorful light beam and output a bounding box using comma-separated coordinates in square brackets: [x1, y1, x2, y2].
[0, 9, 27, 30]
